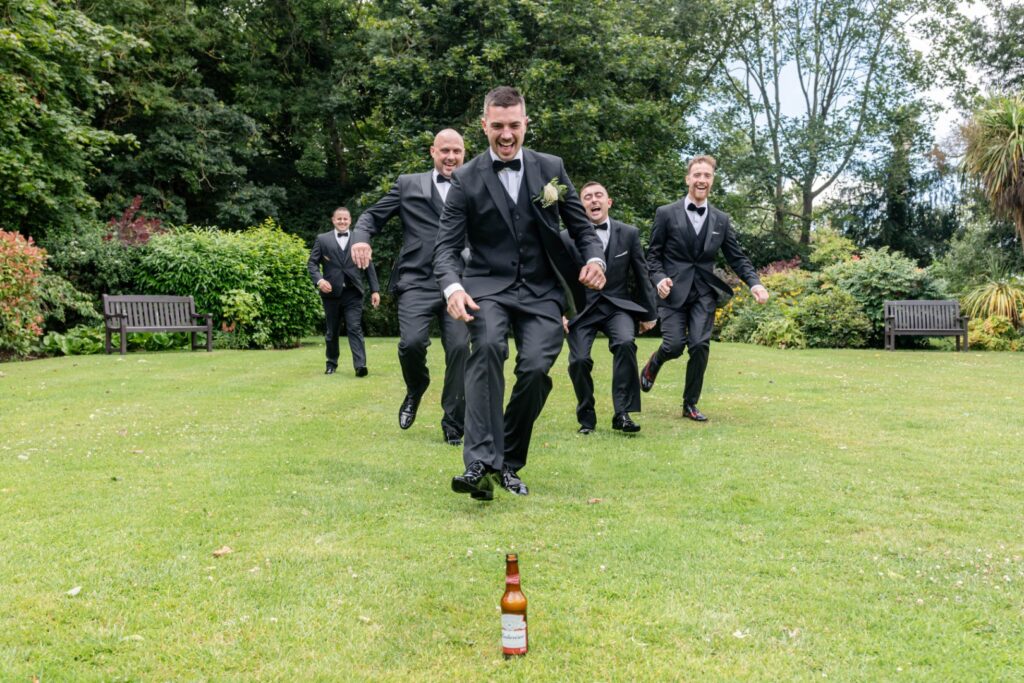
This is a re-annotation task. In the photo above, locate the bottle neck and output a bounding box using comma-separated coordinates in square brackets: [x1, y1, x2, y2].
[505, 559, 521, 589]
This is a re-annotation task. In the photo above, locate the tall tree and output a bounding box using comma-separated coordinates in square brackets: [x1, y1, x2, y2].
[719, 0, 952, 244]
[0, 0, 140, 239]
[963, 93, 1024, 254]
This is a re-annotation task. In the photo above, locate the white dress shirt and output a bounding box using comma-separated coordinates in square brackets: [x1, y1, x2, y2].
[686, 200, 708, 234]
[432, 169, 452, 204]
[489, 149, 524, 199]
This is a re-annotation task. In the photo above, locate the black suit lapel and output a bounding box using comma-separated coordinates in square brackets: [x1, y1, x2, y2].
[480, 158, 515, 234]
[701, 205, 717, 256]
[606, 220, 620, 261]
[523, 150, 554, 233]
[423, 172, 444, 216]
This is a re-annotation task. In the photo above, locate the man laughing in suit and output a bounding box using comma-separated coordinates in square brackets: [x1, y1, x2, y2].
[350, 130, 470, 446]
[434, 86, 606, 500]
[560, 181, 658, 435]
[642, 156, 769, 421]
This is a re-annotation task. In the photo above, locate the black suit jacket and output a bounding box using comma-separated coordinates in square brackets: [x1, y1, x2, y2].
[307, 231, 380, 298]
[433, 148, 603, 314]
[352, 171, 455, 295]
[646, 200, 760, 309]
[560, 219, 657, 321]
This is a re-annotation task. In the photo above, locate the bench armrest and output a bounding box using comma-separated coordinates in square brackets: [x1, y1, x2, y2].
[191, 312, 213, 320]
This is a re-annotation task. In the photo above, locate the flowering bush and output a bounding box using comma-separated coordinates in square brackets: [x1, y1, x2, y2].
[0, 230, 46, 357]
[967, 315, 1022, 351]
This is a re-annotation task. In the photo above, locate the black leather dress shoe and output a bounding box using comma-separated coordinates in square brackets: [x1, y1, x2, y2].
[612, 412, 641, 433]
[640, 354, 659, 392]
[577, 426, 595, 435]
[398, 394, 420, 430]
[500, 468, 529, 496]
[682, 403, 708, 422]
[451, 461, 494, 501]
[355, 366, 368, 377]
[325, 365, 336, 375]
[442, 425, 463, 446]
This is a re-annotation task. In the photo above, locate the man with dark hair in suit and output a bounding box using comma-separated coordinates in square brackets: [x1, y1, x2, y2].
[350, 129, 469, 445]
[435, 85, 606, 500]
[642, 155, 770, 420]
[308, 207, 380, 377]
[560, 181, 658, 435]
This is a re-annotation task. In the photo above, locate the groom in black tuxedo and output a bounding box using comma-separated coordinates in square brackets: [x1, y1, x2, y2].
[351, 129, 469, 445]
[307, 207, 380, 376]
[642, 156, 769, 420]
[434, 86, 606, 500]
[560, 181, 658, 435]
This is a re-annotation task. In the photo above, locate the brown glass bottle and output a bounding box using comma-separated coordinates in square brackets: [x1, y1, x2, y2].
[501, 553, 528, 658]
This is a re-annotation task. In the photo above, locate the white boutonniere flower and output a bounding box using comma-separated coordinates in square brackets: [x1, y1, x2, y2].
[534, 177, 567, 208]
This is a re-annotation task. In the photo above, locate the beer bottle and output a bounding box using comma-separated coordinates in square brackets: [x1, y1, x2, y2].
[501, 553, 528, 657]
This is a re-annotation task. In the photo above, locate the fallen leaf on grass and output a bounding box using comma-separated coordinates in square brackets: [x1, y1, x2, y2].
[587, 498, 603, 504]
[212, 546, 233, 558]
[732, 629, 748, 639]
[121, 634, 144, 642]
[358, 615, 372, 624]
[67, 586, 82, 597]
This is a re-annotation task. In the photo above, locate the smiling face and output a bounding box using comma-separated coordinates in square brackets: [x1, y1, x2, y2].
[331, 208, 351, 233]
[686, 161, 715, 204]
[481, 103, 528, 161]
[580, 183, 612, 225]
[430, 129, 465, 178]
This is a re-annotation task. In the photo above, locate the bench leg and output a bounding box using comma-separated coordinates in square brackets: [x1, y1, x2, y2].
[105, 328, 112, 354]
[191, 331, 197, 350]
[206, 326, 213, 352]
[119, 321, 127, 355]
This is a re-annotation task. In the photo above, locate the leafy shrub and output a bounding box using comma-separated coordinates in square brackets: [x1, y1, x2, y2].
[35, 271, 101, 333]
[792, 290, 872, 348]
[821, 247, 947, 343]
[40, 325, 190, 356]
[961, 277, 1024, 328]
[136, 220, 320, 348]
[967, 315, 1022, 351]
[106, 196, 166, 246]
[750, 317, 806, 349]
[720, 300, 787, 343]
[809, 227, 858, 269]
[42, 221, 145, 300]
[1, 230, 46, 357]
[717, 268, 820, 336]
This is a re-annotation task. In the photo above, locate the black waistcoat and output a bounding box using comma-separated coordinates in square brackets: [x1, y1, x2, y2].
[506, 179, 556, 298]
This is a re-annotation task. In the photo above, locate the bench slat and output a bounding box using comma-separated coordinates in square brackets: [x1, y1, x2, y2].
[884, 300, 967, 351]
[102, 294, 212, 355]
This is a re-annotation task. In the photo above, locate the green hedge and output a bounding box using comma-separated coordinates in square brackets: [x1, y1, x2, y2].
[136, 220, 320, 348]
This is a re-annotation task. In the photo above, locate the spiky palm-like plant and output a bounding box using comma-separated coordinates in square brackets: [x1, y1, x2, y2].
[963, 94, 1024, 252]
[961, 277, 1024, 328]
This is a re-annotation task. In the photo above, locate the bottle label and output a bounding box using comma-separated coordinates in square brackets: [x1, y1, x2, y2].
[506, 574, 520, 585]
[501, 614, 528, 654]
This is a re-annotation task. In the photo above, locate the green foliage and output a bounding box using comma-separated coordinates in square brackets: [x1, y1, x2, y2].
[792, 290, 873, 348]
[928, 211, 1024, 294]
[719, 300, 786, 343]
[0, 230, 46, 357]
[40, 324, 188, 356]
[717, 266, 820, 336]
[809, 227, 858, 269]
[136, 220, 320, 348]
[33, 270, 102, 333]
[962, 93, 1024, 251]
[750, 316, 806, 349]
[961, 277, 1024, 327]
[41, 221, 145, 300]
[0, 0, 141, 240]
[821, 248, 947, 342]
[967, 315, 1022, 351]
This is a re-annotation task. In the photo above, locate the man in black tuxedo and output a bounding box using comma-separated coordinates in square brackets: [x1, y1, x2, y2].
[642, 156, 769, 420]
[350, 129, 469, 445]
[307, 207, 380, 377]
[560, 181, 658, 435]
[434, 86, 606, 500]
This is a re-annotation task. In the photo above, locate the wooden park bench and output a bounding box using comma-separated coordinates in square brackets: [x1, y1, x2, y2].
[102, 294, 213, 355]
[884, 300, 969, 351]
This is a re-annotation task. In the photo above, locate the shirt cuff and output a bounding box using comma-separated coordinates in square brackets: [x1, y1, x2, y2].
[443, 283, 465, 301]
[586, 257, 606, 272]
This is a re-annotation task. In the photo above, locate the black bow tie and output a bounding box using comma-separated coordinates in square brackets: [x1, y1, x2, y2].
[492, 158, 522, 173]
[435, 175, 450, 184]
[336, 231, 349, 237]
[594, 222, 609, 230]
[687, 202, 706, 216]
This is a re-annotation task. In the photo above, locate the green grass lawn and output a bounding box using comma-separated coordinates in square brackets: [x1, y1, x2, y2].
[2, 338, 1022, 680]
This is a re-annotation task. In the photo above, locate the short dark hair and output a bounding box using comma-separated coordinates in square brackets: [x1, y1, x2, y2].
[332, 206, 351, 215]
[687, 155, 717, 172]
[483, 86, 526, 116]
[579, 181, 607, 194]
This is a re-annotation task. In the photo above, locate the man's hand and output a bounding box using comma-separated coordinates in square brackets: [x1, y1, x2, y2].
[447, 290, 480, 322]
[751, 284, 770, 304]
[351, 242, 372, 269]
[371, 292, 381, 308]
[638, 319, 656, 334]
[579, 262, 606, 290]
[657, 277, 673, 299]
[318, 279, 333, 294]
[561, 316, 569, 335]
